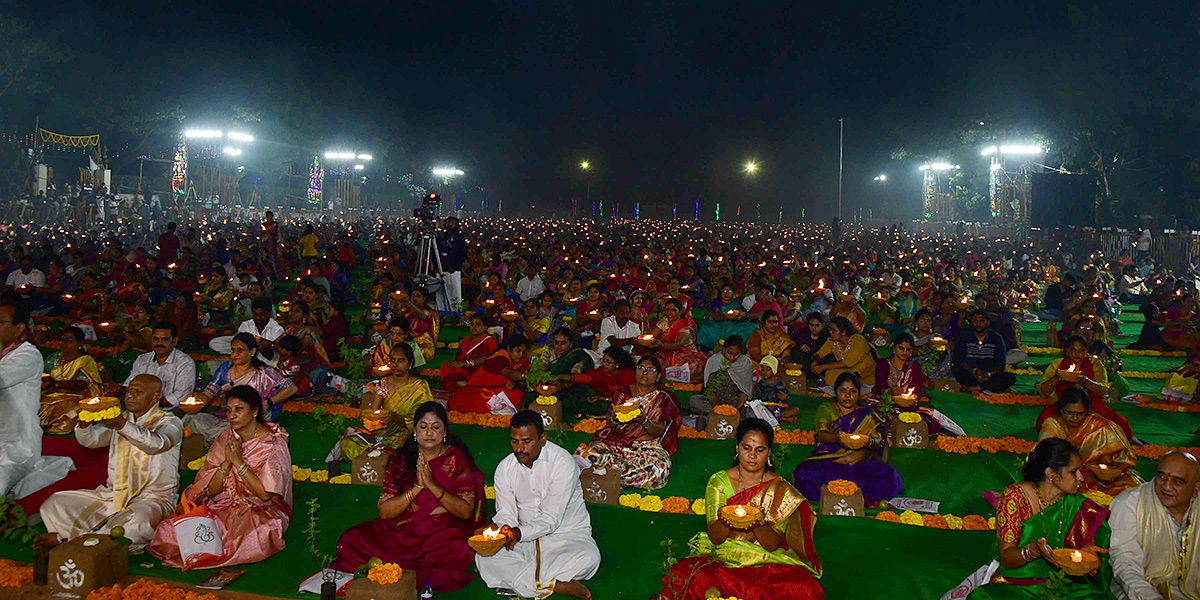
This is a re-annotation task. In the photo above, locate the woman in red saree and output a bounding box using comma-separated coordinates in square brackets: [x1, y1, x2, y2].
[449, 335, 531, 414]
[646, 298, 707, 383]
[558, 346, 636, 400]
[149, 386, 293, 568]
[439, 314, 499, 389]
[333, 401, 485, 592]
[662, 418, 823, 600]
[574, 356, 682, 489]
[1035, 335, 1133, 440]
[110, 270, 147, 315]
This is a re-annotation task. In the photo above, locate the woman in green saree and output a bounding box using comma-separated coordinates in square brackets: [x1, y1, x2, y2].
[662, 418, 823, 600]
[955, 437, 1113, 599]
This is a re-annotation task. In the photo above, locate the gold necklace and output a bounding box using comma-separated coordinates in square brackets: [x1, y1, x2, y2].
[735, 468, 764, 494]
[1034, 482, 1065, 543]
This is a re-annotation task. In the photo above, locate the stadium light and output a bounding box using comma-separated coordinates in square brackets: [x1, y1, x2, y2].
[744, 160, 758, 174]
[226, 132, 255, 142]
[184, 129, 223, 139]
[324, 151, 358, 160]
[981, 144, 1043, 156]
[432, 168, 465, 176]
[874, 174, 887, 181]
[222, 147, 242, 156]
[919, 163, 959, 171]
[356, 154, 372, 160]
[354, 164, 365, 171]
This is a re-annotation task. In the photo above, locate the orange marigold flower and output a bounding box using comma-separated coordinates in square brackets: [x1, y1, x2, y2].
[661, 496, 692, 513]
[0, 559, 33, 588]
[923, 514, 949, 529]
[962, 515, 990, 531]
[874, 511, 901, 522]
[826, 479, 859, 496]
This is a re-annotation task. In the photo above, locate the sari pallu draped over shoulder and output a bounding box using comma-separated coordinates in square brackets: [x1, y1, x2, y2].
[964, 490, 1111, 600]
[149, 423, 293, 569]
[661, 472, 823, 600]
[594, 386, 683, 454]
[332, 444, 486, 592]
[1039, 413, 1142, 496]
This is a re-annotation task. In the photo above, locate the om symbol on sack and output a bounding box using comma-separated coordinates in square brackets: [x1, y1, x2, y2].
[56, 559, 86, 589]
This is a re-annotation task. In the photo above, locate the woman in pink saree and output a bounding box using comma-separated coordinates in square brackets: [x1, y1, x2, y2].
[149, 385, 293, 568]
[333, 401, 485, 592]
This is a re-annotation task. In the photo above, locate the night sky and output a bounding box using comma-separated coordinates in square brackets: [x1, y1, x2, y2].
[9, 0, 1167, 219]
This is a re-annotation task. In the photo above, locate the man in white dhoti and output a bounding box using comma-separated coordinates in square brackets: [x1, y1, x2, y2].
[40, 374, 182, 551]
[0, 298, 71, 497]
[1109, 451, 1200, 600]
[477, 410, 600, 599]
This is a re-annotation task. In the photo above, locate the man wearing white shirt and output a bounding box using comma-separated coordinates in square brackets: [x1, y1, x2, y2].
[123, 321, 196, 408]
[0, 298, 71, 496]
[6, 256, 47, 290]
[1108, 451, 1200, 600]
[209, 298, 284, 355]
[597, 299, 640, 355]
[516, 261, 546, 303]
[477, 410, 600, 599]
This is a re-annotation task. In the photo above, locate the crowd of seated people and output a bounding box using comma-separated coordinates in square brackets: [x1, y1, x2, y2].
[7, 212, 1200, 600]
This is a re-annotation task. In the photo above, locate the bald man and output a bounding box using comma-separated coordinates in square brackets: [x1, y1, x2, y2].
[1108, 451, 1200, 600]
[40, 374, 182, 551]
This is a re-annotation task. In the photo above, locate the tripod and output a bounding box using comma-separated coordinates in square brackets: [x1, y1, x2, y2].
[414, 229, 454, 314]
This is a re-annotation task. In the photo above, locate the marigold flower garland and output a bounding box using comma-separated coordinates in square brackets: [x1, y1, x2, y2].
[0, 559, 33, 587]
[86, 578, 219, 600]
[874, 511, 993, 531]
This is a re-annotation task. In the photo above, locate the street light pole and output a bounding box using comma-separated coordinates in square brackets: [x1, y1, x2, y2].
[837, 118, 844, 220]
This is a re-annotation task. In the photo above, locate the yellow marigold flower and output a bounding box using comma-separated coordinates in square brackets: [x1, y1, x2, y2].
[898, 510, 923, 526]
[618, 493, 643, 508]
[944, 515, 964, 530]
[534, 395, 558, 406]
[637, 495, 664, 512]
[988, 516, 997, 529]
[309, 470, 329, 483]
[897, 412, 922, 424]
[615, 408, 642, 423]
[692, 498, 706, 515]
[485, 485, 496, 499]
[292, 467, 312, 482]
[186, 456, 206, 471]
[330, 474, 351, 484]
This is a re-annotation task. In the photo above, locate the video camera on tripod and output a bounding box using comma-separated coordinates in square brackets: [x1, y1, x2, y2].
[413, 193, 442, 230]
[413, 193, 446, 289]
